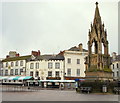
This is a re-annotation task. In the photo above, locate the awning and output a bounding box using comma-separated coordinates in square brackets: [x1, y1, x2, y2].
[18, 76, 32, 80]
[0, 76, 32, 80]
[38, 80, 75, 83]
[0, 76, 3, 80]
[13, 76, 21, 80]
[75, 79, 85, 81]
[8, 76, 16, 80]
[0, 76, 8, 80]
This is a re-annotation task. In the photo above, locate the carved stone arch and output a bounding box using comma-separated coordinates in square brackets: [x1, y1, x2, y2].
[91, 38, 98, 54]
[91, 36, 98, 44]
[101, 37, 106, 47]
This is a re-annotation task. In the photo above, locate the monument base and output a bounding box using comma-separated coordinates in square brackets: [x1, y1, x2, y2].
[85, 71, 113, 81]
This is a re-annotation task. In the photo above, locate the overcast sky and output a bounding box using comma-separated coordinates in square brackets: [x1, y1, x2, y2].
[0, 0, 118, 58]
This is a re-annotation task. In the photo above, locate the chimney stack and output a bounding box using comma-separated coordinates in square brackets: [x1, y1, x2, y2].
[78, 43, 83, 52]
[38, 50, 40, 56]
[112, 52, 117, 61]
[7, 51, 20, 58]
[6, 55, 9, 58]
[16, 53, 20, 57]
[31, 50, 40, 56]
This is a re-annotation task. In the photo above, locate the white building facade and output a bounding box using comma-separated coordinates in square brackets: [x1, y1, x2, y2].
[0, 51, 40, 77]
[1, 44, 88, 81]
[64, 51, 88, 79]
[26, 59, 64, 80]
[111, 52, 120, 80]
[1, 57, 30, 77]
[63, 43, 88, 80]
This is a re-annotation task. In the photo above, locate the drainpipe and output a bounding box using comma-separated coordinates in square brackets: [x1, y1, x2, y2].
[63, 58, 65, 80]
[25, 60, 27, 76]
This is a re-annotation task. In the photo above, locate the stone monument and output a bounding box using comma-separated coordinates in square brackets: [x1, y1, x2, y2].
[85, 2, 113, 80]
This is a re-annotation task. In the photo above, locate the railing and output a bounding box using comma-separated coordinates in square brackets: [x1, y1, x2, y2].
[0, 85, 41, 92]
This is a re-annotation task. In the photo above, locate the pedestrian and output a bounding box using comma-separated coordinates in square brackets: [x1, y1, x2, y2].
[75, 82, 78, 92]
[60, 83, 64, 90]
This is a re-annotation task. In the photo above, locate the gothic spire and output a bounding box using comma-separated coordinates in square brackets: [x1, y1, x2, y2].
[93, 2, 101, 25]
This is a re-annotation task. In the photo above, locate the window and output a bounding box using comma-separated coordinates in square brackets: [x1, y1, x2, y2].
[15, 69, 18, 75]
[55, 63, 60, 69]
[113, 72, 114, 77]
[15, 61, 18, 66]
[0, 70, 1, 76]
[48, 62, 52, 69]
[67, 68, 71, 76]
[35, 71, 39, 77]
[113, 64, 114, 69]
[11, 62, 14, 67]
[1, 63, 3, 68]
[20, 61, 23, 66]
[36, 63, 39, 69]
[6, 62, 8, 67]
[67, 58, 71, 63]
[117, 71, 119, 77]
[48, 71, 52, 77]
[77, 69, 80, 76]
[77, 59, 80, 64]
[30, 63, 34, 69]
[30, 71, 33, 76]
[0, 70, 3, 76]
[20, 69, 23, 75]
[5, 70, 8, 76]
[117, 63, 119, 68]
[10, 69, 13, 75]
[55, 71, 59, 77]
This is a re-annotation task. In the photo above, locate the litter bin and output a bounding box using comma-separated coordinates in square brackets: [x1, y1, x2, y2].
[102, 85, 107, 93]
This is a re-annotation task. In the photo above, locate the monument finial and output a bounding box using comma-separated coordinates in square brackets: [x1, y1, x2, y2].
[95, 2, 98, 6]
[93, 1, 101, 24]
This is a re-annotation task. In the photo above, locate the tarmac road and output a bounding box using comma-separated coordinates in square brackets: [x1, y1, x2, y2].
[1, 89, 119, 101]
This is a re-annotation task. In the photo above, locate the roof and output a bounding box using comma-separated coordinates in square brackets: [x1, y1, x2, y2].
[28, 54, 64, 61]
[2, 55, 31, 62]
[116, 55, 120, 61]
[68, 46, 88, 52]
[111, 55, 120, 62]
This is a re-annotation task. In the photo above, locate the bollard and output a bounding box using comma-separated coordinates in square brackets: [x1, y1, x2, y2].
[102, 85, 107, 93]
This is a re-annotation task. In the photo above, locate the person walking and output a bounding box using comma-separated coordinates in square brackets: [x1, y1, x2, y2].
[75, 82, 78, 92]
